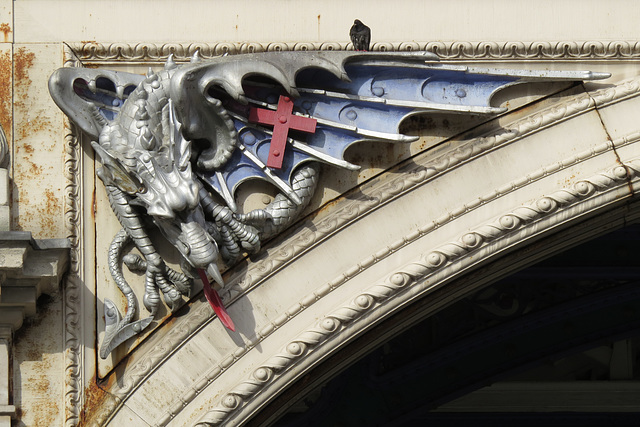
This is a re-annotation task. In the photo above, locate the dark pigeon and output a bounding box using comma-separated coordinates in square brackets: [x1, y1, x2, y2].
[350, 19, 371, 51]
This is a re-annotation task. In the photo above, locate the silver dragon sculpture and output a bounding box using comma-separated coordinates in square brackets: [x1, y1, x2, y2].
[48, 50, 609, 358]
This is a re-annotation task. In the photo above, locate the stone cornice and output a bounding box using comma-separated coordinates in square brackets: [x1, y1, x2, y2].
[67, 40, 640, 63]
[0, 231, 69, 327]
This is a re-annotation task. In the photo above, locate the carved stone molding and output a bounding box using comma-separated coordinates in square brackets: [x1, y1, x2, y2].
[62, 121, 82, 427]
[67, 40, 640, 63]
[196, 158, 640, 426]
[61, 45, 84, 427]
[81, 72, 640, 426]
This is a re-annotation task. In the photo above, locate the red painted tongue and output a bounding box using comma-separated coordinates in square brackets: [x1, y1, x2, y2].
[197, 269, 236, 332]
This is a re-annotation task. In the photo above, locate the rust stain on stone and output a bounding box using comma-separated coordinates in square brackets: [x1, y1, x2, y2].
[44, 188, 59, 213]
[309, 196, 343, 221]
[12, 47, 64, 237]
[13, 47, 36, 143]
[14, 47, 35, 84]
[21, 143, 34, 154]
[78, 376, 111, 427]
[35, 188, 59, 234]
[0, 50, 11, 142]
[16, 111, 52, 140]
[91, 188, 96, 220]
[0, 23, 10, 43]
[15, 178, 60, 237]
[28, 161, 42, 175]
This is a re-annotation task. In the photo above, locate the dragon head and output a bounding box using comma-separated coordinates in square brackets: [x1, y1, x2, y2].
[92, 104, 224, 286]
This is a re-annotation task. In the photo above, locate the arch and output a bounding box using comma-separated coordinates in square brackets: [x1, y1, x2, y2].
[259, 223, 640, 426]
[86, 75, 640, 426]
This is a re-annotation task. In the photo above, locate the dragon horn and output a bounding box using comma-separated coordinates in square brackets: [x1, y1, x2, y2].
[165, 53, 177, 70]
[191, 49, 202, 64]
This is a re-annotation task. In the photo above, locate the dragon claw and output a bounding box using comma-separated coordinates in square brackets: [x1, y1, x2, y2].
[124, 254, 194, 313]
[143, 289, 160, 315]
[163, 288, 183, 312]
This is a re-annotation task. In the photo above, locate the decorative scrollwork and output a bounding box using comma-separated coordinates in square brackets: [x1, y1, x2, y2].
[68, 40, 640, 63]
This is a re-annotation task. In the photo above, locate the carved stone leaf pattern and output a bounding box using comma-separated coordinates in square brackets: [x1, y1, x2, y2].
[62, 43, 85, 427]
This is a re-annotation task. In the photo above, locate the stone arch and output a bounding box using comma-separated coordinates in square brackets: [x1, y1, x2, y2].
[86, 75, 640, 426]
[256, 220, 640, 426]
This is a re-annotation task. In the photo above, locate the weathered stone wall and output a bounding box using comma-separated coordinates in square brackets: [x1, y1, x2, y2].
[2, 1, 640, 426]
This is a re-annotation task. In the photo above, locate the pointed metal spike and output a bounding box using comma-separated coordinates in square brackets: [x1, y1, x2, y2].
[289, 140, 360, 170]
[587, 71, 611, 80]
[146, 67, 155, 78]
[191, 49, 202, 63]
[206, 263, 224, 287]
[115, 85, 125, 99]
[165, 53, 177, 70]
[314, 116, 421, 142]
[87, 79, 97, 93]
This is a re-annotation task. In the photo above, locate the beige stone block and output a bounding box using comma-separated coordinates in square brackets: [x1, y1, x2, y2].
[107, 403, 151, 426]
[0, 170, 8, 206]
[0, 206, 9, 231]
[0, 247, 26, 270]
[0, 339, 9, 403]
[592, 85, 640, 168]
[0, 43, 10, 165]
[11, 43, 66, 239]
[595, 90, 640, 142]
[0, 0, 11, 43]
[12, 0, 640, 45]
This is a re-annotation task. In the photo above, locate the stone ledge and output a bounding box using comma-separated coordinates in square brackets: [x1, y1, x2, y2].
[0, 232, 70, 331]
[0, 405, 15, 417]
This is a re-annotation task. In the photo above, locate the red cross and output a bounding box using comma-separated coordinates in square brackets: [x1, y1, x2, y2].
[248, 95, 317, 169]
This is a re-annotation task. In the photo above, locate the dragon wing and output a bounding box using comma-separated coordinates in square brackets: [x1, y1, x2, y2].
[169, 51, 609, 211]
[49, 67, 145, 140]
[50, 51, 609, 212]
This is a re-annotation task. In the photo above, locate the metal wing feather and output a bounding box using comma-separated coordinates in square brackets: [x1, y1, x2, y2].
[170, 51, 609, 209]
[49, 67, 144, 140]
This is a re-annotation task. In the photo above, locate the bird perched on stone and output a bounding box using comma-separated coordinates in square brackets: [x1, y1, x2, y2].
[350, 19, 371, 51]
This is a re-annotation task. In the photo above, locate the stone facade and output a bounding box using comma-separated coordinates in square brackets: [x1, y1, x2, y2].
[2, 1, 640, 425]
